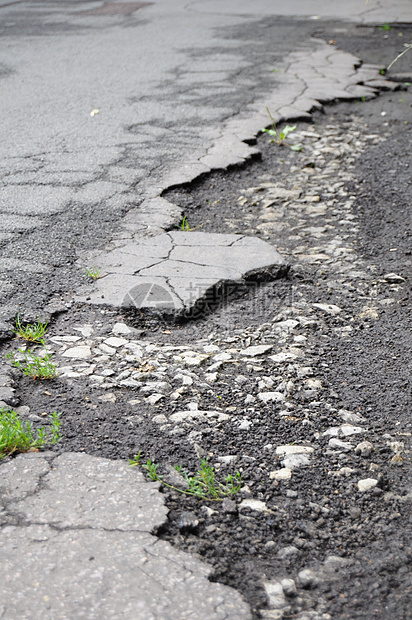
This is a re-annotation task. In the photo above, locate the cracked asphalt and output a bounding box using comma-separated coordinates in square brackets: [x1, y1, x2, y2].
[0, 1, 411, 618]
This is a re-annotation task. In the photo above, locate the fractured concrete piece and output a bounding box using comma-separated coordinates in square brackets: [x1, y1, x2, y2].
[78, 231, 287, 316]
[0, 453, 251, 620]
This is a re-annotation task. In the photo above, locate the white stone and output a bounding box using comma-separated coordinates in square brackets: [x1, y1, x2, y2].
[240, 344, 272, 357]
[339, 410, 365, 423]
[100, 369, 115, 377]
[104, 337, 128, 348]
[337, 467, 356, 476]
[305, 378, 322, 389]
[62, 345, 91, 360]
[203, 344, 220, 353]
[275, 445, 314, 456]
[281, 578, 297, 597]
[207, 361, 223, 372]
[80, 365, 95, 376]
[239, 499, 269, 513]
[272, 319, 299, 331]
[181, 375, 193, 385]
[181, 353, 209, 366]
[258, 392, 285, 403]
[270, 468, 292, 480]
[146, 394, 164, 405]
[277, 546, 299, 559]
[123, 343, 144, 358]
[358, 306, 379, 320]
[140, 381, 170, 393]
[116, 370, 131, 382]
[205, 372, 218, 383]
[263, 581, 287, 610]
[212, 352, 232, 362]
[323, 424, 364, 437]
[152, 414, 168, 424]
[217, 455, 238, 465]
[269, 351, 298, 363]
[97, 344, 116, 355]
[119, 379, 141, 388]
[298, 569, 319, 588]
[357, 478, 378, 492]
[355, 440, 374, 456]
[313, 302, 342, 315]
[93, 355, 110, 363]
[238, 420, 252, 430]
[73, 325, 94, 337]
[60, 335, 82, 342]
[293, 335, 306, 343]
[205, 411, 230, 421]
[328, 438, 353, 452]
[283, 454, 311, 469]
[90, 375, 104, 383]
[169, 410, 200, 423]
[235, 375, 248, 386]
[112, 322, 135, 335]
[98, 393, 117, 403]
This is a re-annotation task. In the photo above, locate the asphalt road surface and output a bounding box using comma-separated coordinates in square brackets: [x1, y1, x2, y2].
[1, 0, 410, 331]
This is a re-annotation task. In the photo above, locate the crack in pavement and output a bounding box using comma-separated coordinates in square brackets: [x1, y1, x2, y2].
[0, 451, 252, 619]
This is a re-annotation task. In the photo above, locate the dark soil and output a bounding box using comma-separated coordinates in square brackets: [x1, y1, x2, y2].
[2, 23, 412, 620]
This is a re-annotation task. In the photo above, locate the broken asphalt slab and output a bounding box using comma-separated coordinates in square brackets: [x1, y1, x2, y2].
[0, 452, 251, 620]
[75, 48, 401, 319]
[77, 231, 287, 315]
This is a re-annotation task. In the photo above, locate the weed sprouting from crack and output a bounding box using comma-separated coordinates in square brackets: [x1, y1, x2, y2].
[0, 408, 61, 459]
[12, 314, 48, 345]
[179, 216, 204, 232]
[130, 454, 241, 501]
[85, 267, 103, 280]
[261, 107, 302, 151]
[7, 348, 58, 380]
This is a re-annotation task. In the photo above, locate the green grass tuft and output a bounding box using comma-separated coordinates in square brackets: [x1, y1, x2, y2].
[12, 314, 48, 345]
[130, 456, 241, 501]
[7, 348, 58, 380]
[0, 408, 61, 459]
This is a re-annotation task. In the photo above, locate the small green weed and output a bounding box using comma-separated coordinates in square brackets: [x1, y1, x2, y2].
[178, 216, 203, 232]
[180, 216, 190, 231]
[85, 267, 103, 280]
[7, 348, 57, 380]
[0, 408, 61, 459]
[379, 23, 392, 32]
[12, 314, 48, 345]
[130, 456, 241, 501]
[261, 107, 302, 151]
